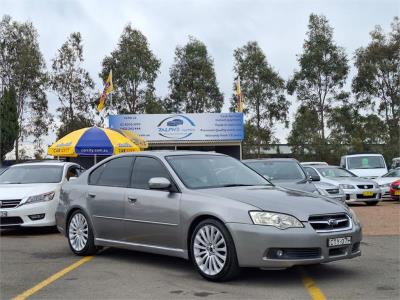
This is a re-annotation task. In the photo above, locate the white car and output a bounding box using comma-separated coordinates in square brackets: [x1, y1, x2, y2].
[0, 161, 83, 228]
[374, 168, 400, 199]
[340, 153, 388, 179]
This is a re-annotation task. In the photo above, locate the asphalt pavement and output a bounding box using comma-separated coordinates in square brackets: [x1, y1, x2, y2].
[1, 203, 399, 300]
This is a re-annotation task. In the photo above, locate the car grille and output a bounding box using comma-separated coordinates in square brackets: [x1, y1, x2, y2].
[308, 214, 352, 233]
[266, 248, 321, 259]
[0, 199, 22, 208]
[357, 194, 376, 199]
[0, 216, 23, 225]
[357, 185, 373, 189]
[326, 188, 339, 194]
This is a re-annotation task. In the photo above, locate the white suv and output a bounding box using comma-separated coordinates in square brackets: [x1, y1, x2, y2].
[340, 153, 388, 179]
[0, 161, 83, 228]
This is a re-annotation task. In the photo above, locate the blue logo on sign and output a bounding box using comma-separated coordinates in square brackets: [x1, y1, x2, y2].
[157, 115, 195, 139]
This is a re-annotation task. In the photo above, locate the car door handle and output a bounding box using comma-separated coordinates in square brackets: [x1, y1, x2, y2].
[127, 197, 137, 204]
[88, 193, 96, 198]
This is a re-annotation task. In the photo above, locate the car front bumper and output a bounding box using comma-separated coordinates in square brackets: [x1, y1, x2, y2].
[0, 200, 57, 227]
[342, 187, 381, 203]
[226, 221, 362, 268]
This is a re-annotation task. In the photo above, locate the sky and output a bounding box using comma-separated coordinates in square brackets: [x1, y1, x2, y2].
[2, 0, 399, 156]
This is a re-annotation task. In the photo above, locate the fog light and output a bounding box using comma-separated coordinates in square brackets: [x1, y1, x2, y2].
[28, 214, 45, 221]
[276, 249, 284, 257]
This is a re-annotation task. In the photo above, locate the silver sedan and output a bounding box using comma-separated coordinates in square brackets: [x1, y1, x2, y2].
[56, 151, 362, 281]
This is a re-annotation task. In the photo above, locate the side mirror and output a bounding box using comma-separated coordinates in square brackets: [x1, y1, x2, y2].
[309, 175, 320, 182]
[149, 177, 171, 190]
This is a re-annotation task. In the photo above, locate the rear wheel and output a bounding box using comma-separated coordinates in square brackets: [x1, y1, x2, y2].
[67, 210, 97, 256]
[190, 219, 240, 281]
[366, 201, 379, 206]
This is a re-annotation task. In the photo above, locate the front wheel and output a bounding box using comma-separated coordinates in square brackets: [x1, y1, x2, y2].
[366, 201, 379, 206]
[67, 210, 97, 256]
[190, 219, 240, 281]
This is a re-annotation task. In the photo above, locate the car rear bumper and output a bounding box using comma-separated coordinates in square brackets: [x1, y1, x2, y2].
[226, 222, 362, 268]
[0, 200, 57, 228]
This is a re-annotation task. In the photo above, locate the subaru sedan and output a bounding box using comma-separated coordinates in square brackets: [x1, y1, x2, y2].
[56, 152, 362, 281]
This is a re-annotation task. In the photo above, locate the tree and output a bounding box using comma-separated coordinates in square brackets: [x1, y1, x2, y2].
[352, 17, 400, 160]
[167, 36, 224, 113]
[51, 32, 95, 138]
[0, 15, 50, 160]
[233, 41, 289, 157]
[0, 87, 18, 161]
[287, 105, 322, 161]
[100, 24, 160, 114]
[287, 14, 349, 157]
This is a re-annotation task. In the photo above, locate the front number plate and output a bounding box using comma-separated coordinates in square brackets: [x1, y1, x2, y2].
[0, 211, 7, 217]
[395, 191, 400, 196]
[363, 191, 374, 196]
[328, 236, 352, 247]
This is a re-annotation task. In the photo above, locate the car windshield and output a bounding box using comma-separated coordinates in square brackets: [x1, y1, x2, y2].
[0, 165, 63, 184]
[383, 169, 400, 177]
[317, 167, 356, 178]
[166, 155, 270, 189]
[347, 156, 385, 169]
[245, 160, 306, 181]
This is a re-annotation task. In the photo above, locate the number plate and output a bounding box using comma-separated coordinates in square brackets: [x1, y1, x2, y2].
[395, 191, 400, 196]
[363, 191, 374, 196]
[0, 211, 7, 217]
[328, 236, 352, 247]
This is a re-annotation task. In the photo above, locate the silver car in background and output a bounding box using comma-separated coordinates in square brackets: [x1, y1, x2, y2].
[56, 152, 361, 281]
[303, 165, 382, 206]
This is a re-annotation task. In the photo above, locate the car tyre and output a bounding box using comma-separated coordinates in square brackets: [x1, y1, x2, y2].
[190, 219, 240, 282]
[67, 210, 97, 256]
[366, 201, 379, 206]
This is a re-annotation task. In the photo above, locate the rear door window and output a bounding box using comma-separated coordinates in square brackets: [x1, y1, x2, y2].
[89, 157, 134, 187]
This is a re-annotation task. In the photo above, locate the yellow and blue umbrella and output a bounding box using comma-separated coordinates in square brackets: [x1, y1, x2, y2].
[48, 127, 140, 157]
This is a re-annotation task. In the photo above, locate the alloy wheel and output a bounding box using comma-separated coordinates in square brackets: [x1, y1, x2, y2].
[68, 213, 89, 252]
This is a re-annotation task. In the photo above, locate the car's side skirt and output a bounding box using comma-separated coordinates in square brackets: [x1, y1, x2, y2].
[95, 238, 189, 259]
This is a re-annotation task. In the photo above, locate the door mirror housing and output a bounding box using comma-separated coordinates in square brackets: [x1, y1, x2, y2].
[149, 177, 171, 190]
[309, 174, 320, 182]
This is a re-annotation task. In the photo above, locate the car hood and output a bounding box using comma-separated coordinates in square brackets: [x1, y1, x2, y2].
[323, 177, 376, 185]
[374, 177, 400, 185]
[0, 183, 60, 200]
[194, 186, 348, 221]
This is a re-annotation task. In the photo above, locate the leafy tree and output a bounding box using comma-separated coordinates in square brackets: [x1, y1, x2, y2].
[0, 15, 50, 160]
[352, 17, 400, 159]
[0, 87, 18, 161]
[51, 32, 95, 138]
[233, 41, 289, 157]
[167, 36, 224, 113]
[287, 14, 349, 157]
[287, 105, 322, 161]
[100, 25, 160, 113]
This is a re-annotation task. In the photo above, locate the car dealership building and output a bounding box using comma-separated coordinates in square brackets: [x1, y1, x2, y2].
[108, 113, 244, 159]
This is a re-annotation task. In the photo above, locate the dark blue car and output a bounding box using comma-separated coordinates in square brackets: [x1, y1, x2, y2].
[167, 119, 184, 126]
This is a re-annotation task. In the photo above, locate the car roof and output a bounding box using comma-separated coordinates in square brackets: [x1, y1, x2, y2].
[114, 150, 227, 159]
[243, 158, 298, 163]
[10, 161, 76, 167]
[342, 153, 383, 157]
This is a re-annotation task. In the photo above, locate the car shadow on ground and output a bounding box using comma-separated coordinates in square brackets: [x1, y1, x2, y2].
[96, 247, 357, 286]
[0, 226, 59, 237]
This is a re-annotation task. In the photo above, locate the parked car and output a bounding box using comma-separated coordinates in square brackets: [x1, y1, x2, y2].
[301, 162, 328, 166]
[243, 158, 345, 202]
[303, 165, 381, 206]
[0, 161, 84, 227]
[373, 168, 400, 199]
[391, 157, 400, 170]
[340, 153, 388, 179]
[390, 180, 400, 201]
[56, 151, 361, 281]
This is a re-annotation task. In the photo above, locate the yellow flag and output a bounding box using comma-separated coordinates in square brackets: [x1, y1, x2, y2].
[236, 76, 244, 113]
[97, 70, 114, 112]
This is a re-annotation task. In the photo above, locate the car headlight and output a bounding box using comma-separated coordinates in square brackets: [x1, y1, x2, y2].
[249, 211, 304, 229]
[379, 183, 390, 188]
[339, 184, 355, 189]
[23, 191, 55, 205]
[349, 208, 360, 225]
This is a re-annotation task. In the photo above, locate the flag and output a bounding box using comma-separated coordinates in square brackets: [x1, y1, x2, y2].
[236, 76, 244, 113]
[97, 70, 114, 112]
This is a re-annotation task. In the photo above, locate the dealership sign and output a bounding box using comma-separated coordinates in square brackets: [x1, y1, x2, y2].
[108, 113, 244, 141]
